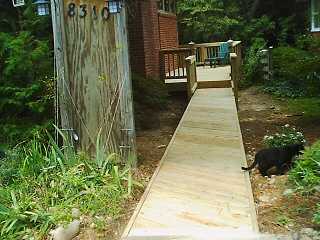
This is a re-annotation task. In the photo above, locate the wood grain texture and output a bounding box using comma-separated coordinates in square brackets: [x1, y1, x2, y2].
[57, 0, 136, 160]
[122, 88, 258, 239]
[185, 55, 197, 99]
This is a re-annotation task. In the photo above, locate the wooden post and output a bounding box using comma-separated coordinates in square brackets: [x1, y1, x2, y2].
[230, 53, 239, 109]
[186, 55, 198, 99]
[51, 0, 74, 150]
[50, 0, 136, 165]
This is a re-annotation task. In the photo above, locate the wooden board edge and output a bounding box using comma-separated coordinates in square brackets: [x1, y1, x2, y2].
[121, 91, 198, 239]
[233, 96, 260, 233]
[198, 80, 231, 89]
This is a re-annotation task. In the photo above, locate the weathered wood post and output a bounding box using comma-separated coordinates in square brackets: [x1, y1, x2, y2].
[230, 53, 239, 109]
[185, 55, 198, 99]
[51, 0, 136, 165]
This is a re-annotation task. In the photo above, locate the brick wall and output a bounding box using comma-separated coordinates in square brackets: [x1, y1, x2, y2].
[127, 0, 160, 79]
[127, 1, 145, 77]
[141, 0, 160, 78]
[158, 12, 179, 73]
[158, 12, 179, 49]
[127, 0, 179, 79]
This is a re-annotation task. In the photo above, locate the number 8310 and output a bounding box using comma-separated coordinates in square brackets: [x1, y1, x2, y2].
[67, 3, 110, 20]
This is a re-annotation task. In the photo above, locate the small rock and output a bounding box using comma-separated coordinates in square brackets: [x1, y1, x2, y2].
[269, 178, 276, 185]
[313, 185, 320, 192]
[301, 228, 315, 235]
[50, 220, 80, 240]
[270, 106, 276, 110]
[157, 145, 166, 149]
[283, 189, 294, 196]
[71, 208, 81, 219]
[259, 194, 271, 203]
[299, 228, 320, 240]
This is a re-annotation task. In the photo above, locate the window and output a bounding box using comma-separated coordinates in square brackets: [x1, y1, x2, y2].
[311, 0, 320, 32]
[158, 0, 176, 14]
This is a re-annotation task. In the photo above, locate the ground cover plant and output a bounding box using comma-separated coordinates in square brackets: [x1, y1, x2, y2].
[263, 124, 306, 148]
[0, 132, 140, 239]
[289, 140, 320, 225]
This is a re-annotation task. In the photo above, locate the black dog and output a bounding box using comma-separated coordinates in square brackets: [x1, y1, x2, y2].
[242, 144, 304, 176]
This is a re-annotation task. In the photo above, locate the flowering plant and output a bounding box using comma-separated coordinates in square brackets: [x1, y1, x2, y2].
[263, 124, 306, 148]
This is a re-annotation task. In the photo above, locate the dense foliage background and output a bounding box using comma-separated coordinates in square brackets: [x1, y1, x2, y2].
[177, 0, 320, 98]
[0, 0, 54, 146]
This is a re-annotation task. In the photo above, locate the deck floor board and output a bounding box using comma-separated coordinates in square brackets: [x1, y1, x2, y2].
[122, 88, 258, 239]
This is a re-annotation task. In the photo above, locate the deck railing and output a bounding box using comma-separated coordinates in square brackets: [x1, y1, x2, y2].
[159, 41, 242, 94]
[179, 41, 242, 65]
[159, 48, 192, 81]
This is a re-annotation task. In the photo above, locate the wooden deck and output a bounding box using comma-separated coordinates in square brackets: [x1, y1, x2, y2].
[165, 66, 231, 90]
[122, 88, 258, 240]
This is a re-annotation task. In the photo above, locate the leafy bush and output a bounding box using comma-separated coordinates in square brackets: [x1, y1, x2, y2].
[263, 46, 320, 97]
[241, 38, 267, 87]
[238, 16, 275, 47]
[314, 204, 320, 225]
[132, 74, 168, 109]
[295, 34, 320, 52]
[289, 140, 320, 225]
[263, 124, 306, 148]
[0, 4, 53, 146]
[0, 135, 140, 239]
[289, 140, 320, 192]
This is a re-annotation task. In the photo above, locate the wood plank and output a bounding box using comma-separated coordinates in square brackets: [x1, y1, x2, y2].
[60, 0, 136, 160]
[198, 80, 231, 89]
[122, 88, 258, 239]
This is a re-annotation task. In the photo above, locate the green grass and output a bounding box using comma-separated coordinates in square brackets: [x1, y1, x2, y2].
[0, 132, 141, 239]
[286, 98, 320, 120]
[289, 140, 320, 225]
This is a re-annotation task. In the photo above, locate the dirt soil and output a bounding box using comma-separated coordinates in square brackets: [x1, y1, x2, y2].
[238, 86, 320, 234]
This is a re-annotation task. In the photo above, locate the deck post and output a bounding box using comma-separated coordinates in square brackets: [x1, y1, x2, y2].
[186, 55, 198, 99]
[230, 53, 240, 109]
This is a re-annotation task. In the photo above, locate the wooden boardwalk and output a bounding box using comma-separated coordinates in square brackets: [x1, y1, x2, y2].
[122, 88, 258, 239]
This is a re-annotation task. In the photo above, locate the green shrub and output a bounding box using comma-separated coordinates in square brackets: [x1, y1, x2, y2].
[289, 140, 320, 225]
[295, 34, 320, 52]
[314, 204, 320, 225]
[263, 46, 320, 97]
[263, 124, 306, 148]
[242, 37, 267, 87]
[289, 140, 320, 192]
[0, 3, 54, 146]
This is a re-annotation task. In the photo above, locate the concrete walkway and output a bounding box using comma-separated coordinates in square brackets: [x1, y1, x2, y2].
[122, 88, 258, 239]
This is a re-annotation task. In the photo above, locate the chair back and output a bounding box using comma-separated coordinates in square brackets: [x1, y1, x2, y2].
[218, 42, 229, 59]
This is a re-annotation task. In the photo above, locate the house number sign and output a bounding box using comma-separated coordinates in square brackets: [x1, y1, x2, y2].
[67, 3, 110, 20]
